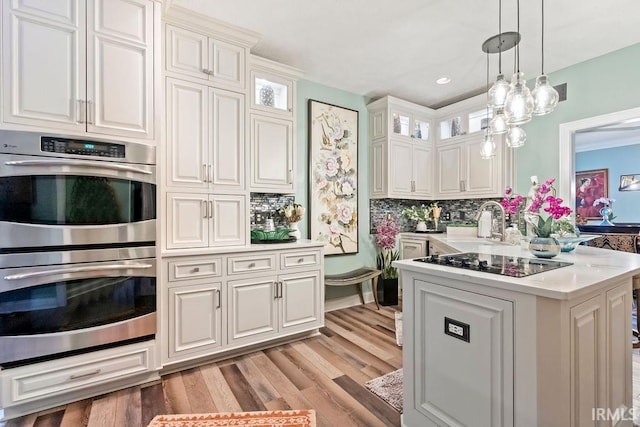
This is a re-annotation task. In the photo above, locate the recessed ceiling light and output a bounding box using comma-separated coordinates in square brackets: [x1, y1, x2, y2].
[436, 77, 451, 85]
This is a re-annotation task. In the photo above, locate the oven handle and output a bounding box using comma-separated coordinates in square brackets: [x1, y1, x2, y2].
[4, 160, 153, 175]
[4, 263, 153, 281]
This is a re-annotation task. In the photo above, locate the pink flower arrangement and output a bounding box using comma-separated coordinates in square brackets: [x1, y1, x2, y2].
[527, 178, 572, 220]
[501, 187, 524, 215]
[375, 217, 400, 279]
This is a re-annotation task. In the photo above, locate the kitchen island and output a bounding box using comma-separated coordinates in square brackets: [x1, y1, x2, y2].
[394, 239, 640, 427]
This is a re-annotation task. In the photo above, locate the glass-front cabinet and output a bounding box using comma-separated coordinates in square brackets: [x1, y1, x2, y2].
[390, 109, 431, 141]
[251, 71, 293, 116]
[439, 107, 491, 141]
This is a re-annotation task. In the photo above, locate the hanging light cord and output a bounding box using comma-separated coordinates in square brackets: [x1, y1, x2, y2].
[516, 0, 520, 73]
[498, 0, 502, 73]
[541, 0, 545, 74]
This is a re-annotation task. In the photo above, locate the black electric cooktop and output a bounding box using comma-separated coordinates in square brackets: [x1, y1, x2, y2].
[414, 252, 573, 278]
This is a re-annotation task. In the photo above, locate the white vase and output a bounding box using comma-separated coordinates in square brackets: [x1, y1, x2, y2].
[416, 221, 427, 232]
[289, 221, 301, 240]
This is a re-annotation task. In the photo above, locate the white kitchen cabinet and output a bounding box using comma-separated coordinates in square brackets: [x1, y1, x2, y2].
[435, 133, 503, 199]
[166, 193, 246, 249]
[165, 24, 245, 91]
[399, 238, 427, 260]
[1, 0, 157, 139]
[228, 270, 321, 346]
[167, 280, 222, 360]
[368, 96, 435, 200]
[249, 114, 294, 192]
[165, 77, 244, 191]
[248, 55, 302, 193]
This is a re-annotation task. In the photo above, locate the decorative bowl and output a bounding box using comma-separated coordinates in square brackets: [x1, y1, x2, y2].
[555, 235, 598, 252]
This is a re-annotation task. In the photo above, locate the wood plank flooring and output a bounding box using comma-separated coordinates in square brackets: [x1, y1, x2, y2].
[4, 302, 403, 427]
[6, 301, 640, 427]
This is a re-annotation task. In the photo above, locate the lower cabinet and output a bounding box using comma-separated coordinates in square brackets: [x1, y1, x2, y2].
[399, 238, 427, 259]
[163, 246, 324, 366]
[228, 270, 322, 347]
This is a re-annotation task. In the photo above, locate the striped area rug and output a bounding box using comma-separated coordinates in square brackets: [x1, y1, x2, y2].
[148, 409, 316, 427]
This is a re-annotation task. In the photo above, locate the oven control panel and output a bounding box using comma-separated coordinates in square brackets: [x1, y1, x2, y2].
[41, 136, 125, 158]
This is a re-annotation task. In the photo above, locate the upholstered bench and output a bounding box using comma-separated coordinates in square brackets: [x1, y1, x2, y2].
[325, 268, 382, 309]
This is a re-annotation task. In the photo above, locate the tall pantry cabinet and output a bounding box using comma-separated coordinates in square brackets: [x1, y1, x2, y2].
[162, 14, 258, 250]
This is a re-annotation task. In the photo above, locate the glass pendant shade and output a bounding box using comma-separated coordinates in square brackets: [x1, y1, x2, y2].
[488, 74, 510, 108]
[532, 74, 559, 116]
[505, 72, 534, 125]
[506, 126, 526, 148]
[489, 107, 508, 135]
[480, 132, 497, 159]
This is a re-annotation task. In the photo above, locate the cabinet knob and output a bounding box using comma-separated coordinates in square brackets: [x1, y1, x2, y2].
[297, 258, 304, 263]
[202, 68, 214, 76]
[248, 262, 255, 268]
[192, 267, 200, 273]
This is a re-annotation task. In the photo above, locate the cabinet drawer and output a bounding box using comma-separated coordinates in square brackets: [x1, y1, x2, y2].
[168, 257, 222, 281]
[280, 250, 321, 270]
[227, 254, 275, 275]
[3, 342, 154, 405]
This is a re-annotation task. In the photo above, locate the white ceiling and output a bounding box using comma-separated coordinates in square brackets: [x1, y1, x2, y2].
[173, 0, 640, 108]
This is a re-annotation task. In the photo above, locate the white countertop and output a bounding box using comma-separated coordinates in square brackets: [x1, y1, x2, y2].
[161, 239, 324, 257]
[394, 234, 640, 300]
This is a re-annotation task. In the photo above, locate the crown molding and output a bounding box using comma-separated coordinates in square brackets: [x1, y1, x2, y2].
[250, 54, 304, 80]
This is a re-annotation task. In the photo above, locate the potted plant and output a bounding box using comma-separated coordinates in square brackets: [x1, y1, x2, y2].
[280, 203, 305, 239]
[401, 205, 431, 231]
[375, 216, 400, 305]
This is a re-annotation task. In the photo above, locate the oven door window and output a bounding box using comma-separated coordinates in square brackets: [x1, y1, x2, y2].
[0, 276, 156, 335]
[0, 175, 155, 225]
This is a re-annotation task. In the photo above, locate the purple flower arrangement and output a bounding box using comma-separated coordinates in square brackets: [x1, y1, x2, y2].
[375, 217, 400, 279]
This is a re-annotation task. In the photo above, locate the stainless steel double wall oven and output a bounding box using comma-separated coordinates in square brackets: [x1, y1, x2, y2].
[0, 131, 157, 367]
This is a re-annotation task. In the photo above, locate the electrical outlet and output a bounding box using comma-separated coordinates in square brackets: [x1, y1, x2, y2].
[444, 211, 451, 221]
[254, 212, 265, 224]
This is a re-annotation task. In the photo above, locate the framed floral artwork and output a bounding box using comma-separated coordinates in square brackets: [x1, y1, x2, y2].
[308, 99, 358, 256]
[575, 168, 609, 219]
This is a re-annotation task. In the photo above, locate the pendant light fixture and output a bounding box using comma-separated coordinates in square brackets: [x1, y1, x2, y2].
[532, 0, 559, 115]
[486, 0, 511, 110]
[481, 52, 497, 159]
[503, 0, 533, 125]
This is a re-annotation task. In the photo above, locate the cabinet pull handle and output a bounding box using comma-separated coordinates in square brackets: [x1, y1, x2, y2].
[192, 267, 200, 273]
[209, 201, 213, 218]
[216, 289, 221, 309]
[297, 258, 304, 263]
[208, 165, 213, 183]
[202, 68, 214, 76]
[203, 164, 208, 182]
[77, 100, 85, 124]
[87, 101, 94, 125]
[460, 180, 466, 191]
[279, 281, 283, 299]
[202, 200, 207, 218]
[69, 369, 101, 381]
[248, 262, 255, 268]
[274, 281, 279, 299]
[287, 169, 292, 184]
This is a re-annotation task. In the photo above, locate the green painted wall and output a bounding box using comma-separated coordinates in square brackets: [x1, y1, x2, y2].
[295, 80, 375, 299]
[517, 43, 640, 194]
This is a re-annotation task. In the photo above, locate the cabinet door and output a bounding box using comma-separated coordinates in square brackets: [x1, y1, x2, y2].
[166, 193, 208, 249]
[86, 0, 154, 139]
[465, 138, 499, 196]
[389, 141, 413, 196]
[228, 276, 278, 346]
[168, 281, 222, 359]
[166, 78, 208, 189]
[436, 144, 463, 196]
[165, 24, 208, 80]
[370, 141, 387, 197]
[208, 38, 245, 90]
[209, 194, 246, 247]
[250, 114, 294, 192]
[412, 280, 513, 426]
[2, 0, 85, 130]
[210, 88, 244, 189]
[413, 144, 433, 197]
[399, 238, 427, 260]
[569, 296, 603, 427]
[279, 270, 322, 334]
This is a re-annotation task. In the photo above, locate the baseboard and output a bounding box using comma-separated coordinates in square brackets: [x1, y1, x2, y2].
[325, 289, 375, 312]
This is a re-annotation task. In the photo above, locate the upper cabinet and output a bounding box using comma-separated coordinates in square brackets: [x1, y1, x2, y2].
[1, 0, 158, 140]
[368, 96, 436, 200]
[165, 24, 245, 91]
[248, 55, 302, 193]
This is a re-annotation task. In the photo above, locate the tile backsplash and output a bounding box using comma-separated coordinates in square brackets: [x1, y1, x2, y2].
[250, 193, 295, 229]
[369, 197, 504, 233]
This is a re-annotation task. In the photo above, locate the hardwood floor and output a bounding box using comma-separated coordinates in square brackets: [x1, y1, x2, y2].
[6, 301, 640, 427]
[4, 302, 403, 427]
